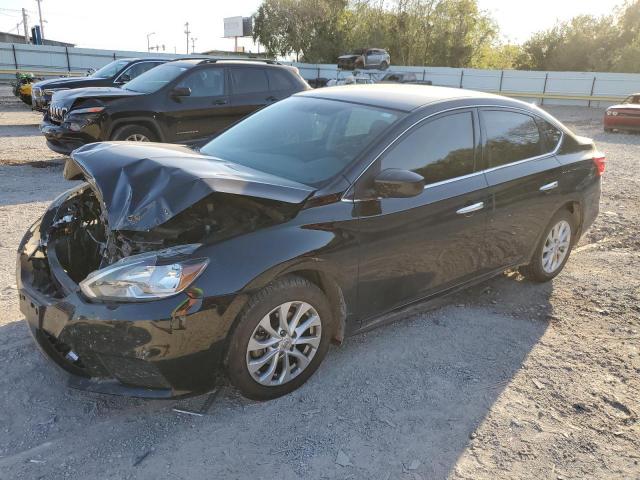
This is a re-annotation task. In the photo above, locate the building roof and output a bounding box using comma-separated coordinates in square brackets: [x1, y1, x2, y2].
[0, 31, 74, 47]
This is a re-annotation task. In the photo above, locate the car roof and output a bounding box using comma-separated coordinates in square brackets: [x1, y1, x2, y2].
[296, 84, 509, 112]
[166, 59, 286, 69]
[118, 57, 166, 62]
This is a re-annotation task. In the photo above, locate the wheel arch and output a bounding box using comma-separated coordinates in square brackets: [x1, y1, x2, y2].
[284, 269, 347, 346]
[230, 261, 349, 348]
[561, 200, 583, 243]
[525, 199, 583, 265]
[108, 117, 165, 142]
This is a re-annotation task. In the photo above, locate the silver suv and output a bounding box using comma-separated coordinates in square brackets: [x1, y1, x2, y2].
[337, 48, 390, 70]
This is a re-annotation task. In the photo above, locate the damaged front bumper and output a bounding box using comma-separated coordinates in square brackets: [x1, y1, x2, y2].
[40, 114, 101, 156]
[17, 203, 230, 398]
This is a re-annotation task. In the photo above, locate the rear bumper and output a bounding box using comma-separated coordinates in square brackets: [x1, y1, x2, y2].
[578, 176, 601, 239]
[17, 211, 229, 398]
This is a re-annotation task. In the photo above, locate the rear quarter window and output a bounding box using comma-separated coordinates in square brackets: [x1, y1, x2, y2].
[267, 69, 294, 91]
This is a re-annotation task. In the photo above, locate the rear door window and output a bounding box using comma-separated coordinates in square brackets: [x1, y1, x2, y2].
[481, 110, 543, 167]
[176, 67, 224, 97]
[536, 119, 562, 152]
[381, 111, 476, 185]
[230, 67, 269, 94]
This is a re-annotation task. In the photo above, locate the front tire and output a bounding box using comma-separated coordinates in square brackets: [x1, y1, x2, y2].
[380, 61, 389, 70]
[520, 210, 575, 282]
[111, 124, 156, 142]
[226, 276, 333, 400]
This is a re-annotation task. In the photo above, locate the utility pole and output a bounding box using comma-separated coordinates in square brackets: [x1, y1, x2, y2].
[22, 8, 29, 44]
[184, 22, 190, 54]
[146, 32, 155, 52]
[191, 37, 197, 54]
[35, 0, 45, 40]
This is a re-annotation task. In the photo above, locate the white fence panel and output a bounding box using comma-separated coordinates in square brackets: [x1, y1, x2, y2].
[3, 42, 640, 107]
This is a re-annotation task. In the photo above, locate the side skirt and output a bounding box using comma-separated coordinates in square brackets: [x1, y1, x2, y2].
[349, 265, 519, 337]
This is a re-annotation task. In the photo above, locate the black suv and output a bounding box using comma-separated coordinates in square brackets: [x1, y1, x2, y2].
[31, 58, 167, 111]
[41, 59, 309, 155]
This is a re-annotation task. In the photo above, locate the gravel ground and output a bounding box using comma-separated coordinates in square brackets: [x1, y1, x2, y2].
[0, 86, 638, 480]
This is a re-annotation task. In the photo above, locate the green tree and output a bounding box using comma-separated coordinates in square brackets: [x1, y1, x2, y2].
[253, 0, 498, 66]
[253, 0, 347, 62]
[515, 1, 640, 73]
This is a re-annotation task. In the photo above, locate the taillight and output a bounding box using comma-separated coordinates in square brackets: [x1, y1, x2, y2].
[593, 155, 606, 176]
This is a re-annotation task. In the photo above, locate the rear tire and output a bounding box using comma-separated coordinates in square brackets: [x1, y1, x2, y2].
[111, 124, 156, 142]
[226, 275, 333, 401]
[520, 209, 575, 282]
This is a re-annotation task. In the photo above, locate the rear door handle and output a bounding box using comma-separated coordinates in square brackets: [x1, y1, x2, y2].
[266, 95, 278, 102]
[539, 181, 558, 192]
[213, 99, 228, 105]
[456, 202, 484, 215]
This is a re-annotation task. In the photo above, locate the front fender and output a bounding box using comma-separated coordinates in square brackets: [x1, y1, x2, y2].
[190, 199, 359, 319]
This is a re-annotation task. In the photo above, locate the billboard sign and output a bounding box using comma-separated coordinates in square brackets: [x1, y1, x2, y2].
[224, 17, 244, 38]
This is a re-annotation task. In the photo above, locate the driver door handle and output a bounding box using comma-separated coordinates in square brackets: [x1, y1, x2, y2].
[213, 99, 228, 105]
[456, 202, 484, 215]
[539, 181, 558, 192]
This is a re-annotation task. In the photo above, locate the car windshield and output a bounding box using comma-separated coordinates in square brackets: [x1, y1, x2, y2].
[349, 49, 365, 55]
[123, 64, 189, 93]
[623, 95, 640, 104]
[200, 96, 402, 186]
[91, 59, 130, 79]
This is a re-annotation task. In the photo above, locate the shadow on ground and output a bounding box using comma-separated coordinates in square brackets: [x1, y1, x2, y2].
[0, 273, 554, 479]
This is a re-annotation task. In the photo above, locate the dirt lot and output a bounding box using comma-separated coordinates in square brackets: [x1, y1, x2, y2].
[0, 85, 638, 480]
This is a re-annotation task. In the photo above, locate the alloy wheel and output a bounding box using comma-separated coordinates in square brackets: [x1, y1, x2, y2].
[542, 220, 571, 274]
[246, 301, 322, 387]
[125, 133, 150, 142]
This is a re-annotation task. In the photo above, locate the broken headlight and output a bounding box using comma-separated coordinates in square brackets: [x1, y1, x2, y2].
[79, 244, 209, 301]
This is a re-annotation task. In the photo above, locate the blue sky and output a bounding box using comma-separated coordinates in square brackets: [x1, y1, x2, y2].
[0, 0, 623, 53]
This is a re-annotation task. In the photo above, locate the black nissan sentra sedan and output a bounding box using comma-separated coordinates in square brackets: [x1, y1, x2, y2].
[17, 85, 604, 400]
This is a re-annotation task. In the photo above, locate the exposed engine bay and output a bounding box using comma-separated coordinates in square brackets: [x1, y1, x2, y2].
[48, 185, 295, 283]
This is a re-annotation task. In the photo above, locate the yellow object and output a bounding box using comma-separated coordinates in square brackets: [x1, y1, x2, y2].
[19, 83, 32, 97]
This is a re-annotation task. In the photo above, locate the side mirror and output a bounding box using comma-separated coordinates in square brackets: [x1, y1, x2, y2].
[374, 169, 424, 198]
[119, 73, 131, 83]
[170, 86, 191, 98]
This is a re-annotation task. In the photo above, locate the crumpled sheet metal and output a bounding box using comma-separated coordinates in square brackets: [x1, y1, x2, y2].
[65, 142, 314, 232]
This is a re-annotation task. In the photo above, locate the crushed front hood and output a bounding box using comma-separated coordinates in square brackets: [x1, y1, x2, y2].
[64, 142, 315, 232]
[52, 87, 140, 108]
